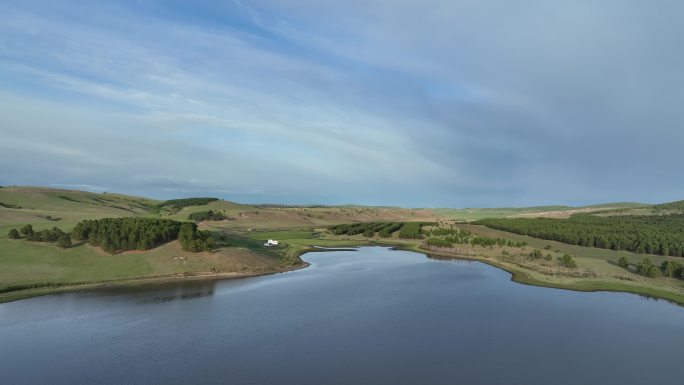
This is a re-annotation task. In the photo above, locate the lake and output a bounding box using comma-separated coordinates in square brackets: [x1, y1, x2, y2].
[1, 247, 683, 385]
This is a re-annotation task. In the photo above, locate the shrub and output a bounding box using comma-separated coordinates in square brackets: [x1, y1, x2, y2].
[8, 228, 20, 239]
[57, 233, 73, 248]
[617, 256, 629, 268]
[559, 254, 577, 268]
[637, 258, 659, 277]
[20, 224, 33, 235]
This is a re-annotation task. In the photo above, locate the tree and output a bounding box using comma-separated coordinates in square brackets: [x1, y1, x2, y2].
[57, 233, 72, 248]
[617, 256, 629, 268]
[8, 228, 20, 239]
[20, 224, 33, 235]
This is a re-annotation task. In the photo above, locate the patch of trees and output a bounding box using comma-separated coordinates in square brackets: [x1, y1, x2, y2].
[424, 227, 468, 238]
[178, 222, 216, 252]
[558, 254, 577, 268]
[71, 217, 183, 253]
[157, 198, 219, 211]
[424, 237, 454, 248]
[329, 222, 403, 237]
[422, 232, 526, 249]
[328, 222, 435, 239]
[8, 224, 72, 248]
[398, 223, 424, 239]
[0, 201, 21, 209]
[617, 257, 684, 280]
[477, 214, 684, 257]
[188, 210, 226, 222]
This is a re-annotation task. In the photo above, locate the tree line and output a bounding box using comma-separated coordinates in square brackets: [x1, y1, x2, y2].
[328, 222, 433, 239]
[329, 222, 403, 238]
[188, 210, 226, 222]
[8, 224, 72, 248]
[477, 214, 684, 257]
[618, 256, 684, 280]
[424, 235, 526, 249]
[156, 198, 219, 210]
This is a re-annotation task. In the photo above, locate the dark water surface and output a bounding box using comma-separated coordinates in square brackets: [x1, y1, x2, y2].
[2, 247, 683, 385]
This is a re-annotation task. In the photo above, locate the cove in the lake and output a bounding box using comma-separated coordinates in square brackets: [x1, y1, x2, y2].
[1, 247, 683, 385]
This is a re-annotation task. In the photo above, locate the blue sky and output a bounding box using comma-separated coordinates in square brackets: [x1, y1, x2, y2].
[1, 0, 683, 207]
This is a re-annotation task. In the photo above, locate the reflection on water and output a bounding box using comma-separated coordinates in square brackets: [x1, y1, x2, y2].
[1, 247, 684, 385]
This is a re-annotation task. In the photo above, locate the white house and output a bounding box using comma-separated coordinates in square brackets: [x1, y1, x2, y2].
[264, 239, 279, 246]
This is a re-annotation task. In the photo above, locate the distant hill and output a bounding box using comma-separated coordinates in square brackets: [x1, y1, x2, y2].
[653, 200, 684, 211]
[434, 202, 651, 221]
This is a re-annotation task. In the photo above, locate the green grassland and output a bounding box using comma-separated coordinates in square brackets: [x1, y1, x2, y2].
[2, 185, 684, 305]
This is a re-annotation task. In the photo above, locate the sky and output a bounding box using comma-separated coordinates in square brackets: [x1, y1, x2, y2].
[1, 0, 683, 207]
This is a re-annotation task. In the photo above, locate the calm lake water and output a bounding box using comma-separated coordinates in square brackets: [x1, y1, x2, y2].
[1, 247, 683, 385]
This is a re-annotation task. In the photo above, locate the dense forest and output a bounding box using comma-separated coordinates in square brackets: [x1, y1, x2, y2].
[71, 218, 182, 253]
[70, 217, 215, 253]
[188, 210, 226, 222]
[478, 214, 684, 257]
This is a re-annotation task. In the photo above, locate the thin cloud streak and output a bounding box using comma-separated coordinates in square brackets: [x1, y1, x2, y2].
[0, 0, 682, 206]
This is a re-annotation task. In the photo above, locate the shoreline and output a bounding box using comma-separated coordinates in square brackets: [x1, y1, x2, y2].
[389, 243, 684, 307]
[0, 261, 311, 304]
[3, 242, 684, 307]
